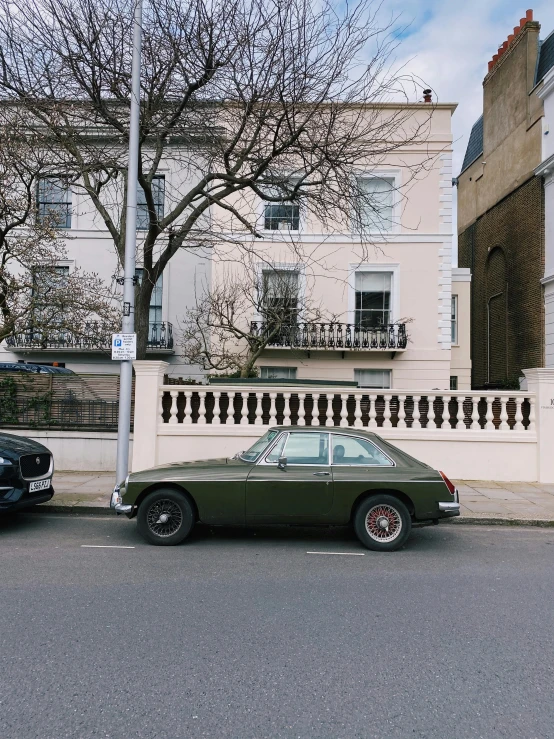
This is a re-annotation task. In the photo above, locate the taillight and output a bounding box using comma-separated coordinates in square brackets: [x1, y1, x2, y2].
[440, 471, 456, 496]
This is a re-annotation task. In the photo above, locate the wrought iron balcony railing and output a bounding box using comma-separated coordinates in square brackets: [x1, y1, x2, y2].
[7, 322, 174, 351]
[250, 322, 407, 350]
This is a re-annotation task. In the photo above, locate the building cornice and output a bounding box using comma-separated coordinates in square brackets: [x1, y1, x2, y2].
[536, 67, 554, 100]
[535, 152, 554, 178]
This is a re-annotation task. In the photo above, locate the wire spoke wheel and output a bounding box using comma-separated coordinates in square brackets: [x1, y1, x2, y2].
[365, 504, 402, 543]
[146, 499, 183, 538]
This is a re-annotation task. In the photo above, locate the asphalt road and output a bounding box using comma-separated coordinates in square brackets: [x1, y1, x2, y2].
[1, 514, 554, 739]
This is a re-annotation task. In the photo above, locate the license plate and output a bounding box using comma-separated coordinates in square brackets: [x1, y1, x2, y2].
[29, 478, 51, 493]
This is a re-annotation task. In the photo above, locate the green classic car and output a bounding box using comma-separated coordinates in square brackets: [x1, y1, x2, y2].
[110, 426, 460, 551]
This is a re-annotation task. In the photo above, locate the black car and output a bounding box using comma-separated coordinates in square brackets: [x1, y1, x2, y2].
[0, 363, 75, 375]
[0, 432, 54, 511]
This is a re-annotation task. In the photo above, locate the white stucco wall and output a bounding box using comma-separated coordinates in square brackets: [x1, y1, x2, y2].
[0, 155, 209, 379]
[3, 429, 129, 471]
[450, 268, 472, 390]
[537, 68, 554, 367]
[212, 105, 458, 390]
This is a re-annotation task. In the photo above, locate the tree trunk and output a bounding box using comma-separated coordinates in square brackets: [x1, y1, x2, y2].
[134, 281, 154, 360]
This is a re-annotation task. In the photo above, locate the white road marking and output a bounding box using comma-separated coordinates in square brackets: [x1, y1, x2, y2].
[306, 551, 365, 556]
[81, 545, 135, 549]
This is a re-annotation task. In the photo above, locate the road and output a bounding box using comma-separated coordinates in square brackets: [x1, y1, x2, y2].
[1, 514, 553, 739]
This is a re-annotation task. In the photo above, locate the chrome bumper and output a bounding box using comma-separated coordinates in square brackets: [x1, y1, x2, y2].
[110, 485, 133, 515]
[438, 501, 460, 514]
[439, 489, 460, 516]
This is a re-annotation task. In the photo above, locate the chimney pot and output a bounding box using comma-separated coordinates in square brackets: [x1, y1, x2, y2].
[526, 9, 533, 21]
[423, 88, 432, 103]
[507, 34, 514, 44]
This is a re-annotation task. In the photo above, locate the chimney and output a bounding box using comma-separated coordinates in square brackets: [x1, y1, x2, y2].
[487, 9, 535, 74]
[423, 89, 432, 103]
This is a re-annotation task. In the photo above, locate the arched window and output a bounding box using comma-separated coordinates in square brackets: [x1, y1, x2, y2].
[485, 247, 507, 385]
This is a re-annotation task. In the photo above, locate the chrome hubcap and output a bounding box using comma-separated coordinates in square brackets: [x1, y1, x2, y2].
[147, 500, 183, 537]
[365, 504, 402, 543]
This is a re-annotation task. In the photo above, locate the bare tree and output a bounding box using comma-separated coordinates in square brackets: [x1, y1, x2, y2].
[0, 0, 435, 358]
[181, 266, 329, 378]
[0, 115, 119, 346]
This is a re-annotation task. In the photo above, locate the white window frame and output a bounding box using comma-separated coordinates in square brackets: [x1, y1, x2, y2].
[37, 177, 73, 230]
[451, 295, 458, 345]
[136, 174, 165, 231]
[352, 169, 401, 235]
[253, 262, 306, 322]
[135, 267, 165, 327]
[260, 366, 298, 380]
[259, 176, 304, 234]
[353, 368, 392, 389]
[348, 263, 400, 327]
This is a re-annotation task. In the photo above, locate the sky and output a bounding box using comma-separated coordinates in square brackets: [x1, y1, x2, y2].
[383, 0, 554, 175]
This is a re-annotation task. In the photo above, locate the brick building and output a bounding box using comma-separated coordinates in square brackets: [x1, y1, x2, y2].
[457, 10, 554, 388]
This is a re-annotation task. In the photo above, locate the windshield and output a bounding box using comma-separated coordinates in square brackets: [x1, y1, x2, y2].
[239, 430, 280, 463]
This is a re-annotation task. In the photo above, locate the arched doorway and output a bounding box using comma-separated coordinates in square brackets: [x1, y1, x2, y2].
[486, 247, 507, 385]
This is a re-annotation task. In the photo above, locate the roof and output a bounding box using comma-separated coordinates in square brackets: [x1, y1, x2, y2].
[460, 115, 483, 173]
[536, 30, 554, 84]
[461, 26, 554, 177]
[271, 425, 378, 435]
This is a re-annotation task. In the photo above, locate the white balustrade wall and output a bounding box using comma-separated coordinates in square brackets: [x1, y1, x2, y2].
[131, 363, 554, 483]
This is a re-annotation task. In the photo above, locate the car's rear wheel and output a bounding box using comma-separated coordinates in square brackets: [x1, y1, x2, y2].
[137, 489, 194, 546]
[354, 495, 411, 552]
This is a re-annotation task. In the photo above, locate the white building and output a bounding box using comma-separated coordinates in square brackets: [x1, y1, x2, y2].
[210, 102, 470, 391]
[536, 62, 554, 367]
[0, 163, 209, 379]
[0, 101, 470, 389]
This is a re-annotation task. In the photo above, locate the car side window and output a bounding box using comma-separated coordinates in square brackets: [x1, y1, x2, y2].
[266, 434, 287, 463]
[282, 432, 329, 465]
[331, 435, 393, 466]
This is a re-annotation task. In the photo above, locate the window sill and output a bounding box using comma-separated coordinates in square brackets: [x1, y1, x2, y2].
[262, 229, 301, 235]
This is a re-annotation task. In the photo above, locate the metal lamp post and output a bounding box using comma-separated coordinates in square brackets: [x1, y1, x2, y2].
[113, 0, 143, 494]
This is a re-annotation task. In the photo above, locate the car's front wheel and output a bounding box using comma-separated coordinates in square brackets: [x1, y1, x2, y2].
[354, 495, 411, 552]
[137, 489, 194, 546]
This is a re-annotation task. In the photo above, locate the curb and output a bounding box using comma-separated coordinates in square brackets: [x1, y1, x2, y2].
[443, 517, 554, 528]
[35, 505, 112, 516]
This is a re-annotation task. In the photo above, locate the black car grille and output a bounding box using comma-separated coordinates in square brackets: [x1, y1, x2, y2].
[20, 453, 52, 479]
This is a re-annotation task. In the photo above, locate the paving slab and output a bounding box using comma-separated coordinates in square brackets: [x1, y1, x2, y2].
[501, 482, 546, 494]
[459, 480, 502, 488]
[472, 488, 523, 500]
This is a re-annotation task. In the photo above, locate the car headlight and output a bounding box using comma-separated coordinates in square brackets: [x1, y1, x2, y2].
[0, 457, 13, 465]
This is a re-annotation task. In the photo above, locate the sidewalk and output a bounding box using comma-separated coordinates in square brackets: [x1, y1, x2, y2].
[38, 472, 554, 525]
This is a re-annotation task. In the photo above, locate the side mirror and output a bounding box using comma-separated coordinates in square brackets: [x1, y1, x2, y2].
[278, 456, 287, 470]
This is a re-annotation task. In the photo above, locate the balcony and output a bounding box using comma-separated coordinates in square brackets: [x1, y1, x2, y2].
[6, 322, 174, 352]
[250, 322, 407, 351]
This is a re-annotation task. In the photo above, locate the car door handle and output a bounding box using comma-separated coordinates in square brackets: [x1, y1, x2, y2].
[312, 471, 330, 476]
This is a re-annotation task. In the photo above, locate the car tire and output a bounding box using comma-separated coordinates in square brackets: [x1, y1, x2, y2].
[137, 489, 194, 546]
[354, 494, 411, 552]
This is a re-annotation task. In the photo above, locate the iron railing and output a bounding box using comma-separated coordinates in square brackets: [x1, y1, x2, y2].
[7, 322, 174, 351]
[249, 322, 407, 350]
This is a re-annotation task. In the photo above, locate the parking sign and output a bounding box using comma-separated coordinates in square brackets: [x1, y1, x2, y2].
[112, 333, 137, 360]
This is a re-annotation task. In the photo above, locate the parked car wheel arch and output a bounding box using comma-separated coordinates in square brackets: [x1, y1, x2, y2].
[351, 489, 415, 522]
[134, 482, 198, 522]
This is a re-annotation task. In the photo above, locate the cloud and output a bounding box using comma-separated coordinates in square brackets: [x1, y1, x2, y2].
[385, 1, 554, 175]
